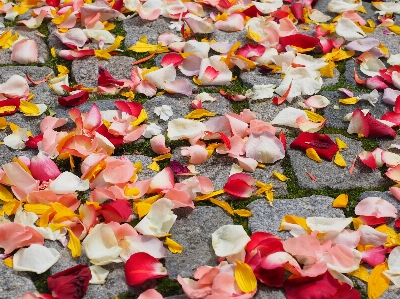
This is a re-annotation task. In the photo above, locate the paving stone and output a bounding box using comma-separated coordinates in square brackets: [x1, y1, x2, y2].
[125, 154, 157, 180]
[378, 134, 400, 150]
[287, 134, 389, 189]
[0, 262, 37, 298]
[171, 147, 287, 200]
[165, 206, 233, 279]
[209, 29, 248, 44]
[164, 295, 189, 299]
[0, 66, 56, 106]
[247, 195, 345, 239]
[240, 68, 282, 88]
[123, 16, 174, 47]
[344, 59, 367, 86]
[254, 285, 286, 299]
[0, 27, 49, 64]
[0, 146, 36, 167]
[321, 90, 391, 129]
[368, 27, 400, 55]
[71, 56, 136, 87]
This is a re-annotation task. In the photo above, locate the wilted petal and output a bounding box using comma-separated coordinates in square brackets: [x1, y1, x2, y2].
[184, 13, 216, 33]
[150, 134, 170, 154]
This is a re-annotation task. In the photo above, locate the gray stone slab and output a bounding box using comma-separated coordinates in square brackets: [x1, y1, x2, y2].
[71, 56, 136, 88]
[321, 91, 391, 129]
[0, 262, 37, 298]
[165, 295, 189, 299]
[123, 16, 174, 47]
[0, 66, 56, 106]
[344, 59, 367, 86]
[0, 27, 49, 64]
[254, 285, 286, 299]
[165, 206, 233, 279]
[209, 29, 248, 44]
[240, 68, 282, 88]
[368, 27, 400, 55]
[287, 134, 389, 189]
[0, 146, 36, 167]
[125, 154, 157, 180]
[378, 134, 400, 150]
[171, 147, 287, 200]
[247, 195, 344, 239]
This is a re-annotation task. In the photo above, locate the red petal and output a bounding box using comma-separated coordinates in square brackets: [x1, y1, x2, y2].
[218, 132, 231, 150]
[395, 95, 400, 113]
[47, 264, 92, 299]
[242, 5, 263, 17]
[224, 178, 253, 198]
[358, 151, 376, 170]
[161, 53, 184, 67]
[112, 0, 124, 11]
[365, 113, 396, 138]
[46, 0, 60, 6]
[58, 90, 89, 107]
[245, 232, 283, 254]
[96, 124, 124, 146]
[273, 82, 292, 105]
[204, 66, 219, 81]
[358, 215, 386, 226]
[98, 66, 124, 87]
[125, 252, 168, 286]
[290, 3, 303, 22]
[114, 100, 143, 117]
[395, 217, 400, 228]
[279, 132, 286, 151]
[236, 44, 266, 58]
[381, 111, 400, 126]
[0, 98, 20, 116]
[25, 134, 44, 149]
[290, 132, 339, 161]
[271, 10, 290, 19]
[354, 68, 365, 85]
[279, 34, 320, 49]
[100, 199, 132, 223]
[365, 76, 389, 90]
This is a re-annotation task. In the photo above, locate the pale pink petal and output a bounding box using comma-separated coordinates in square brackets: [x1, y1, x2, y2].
[83, 103, 102, 131]
[178, 55, 202, 76]
[358, 151, 376, 169]
[382, 88, 400, 105]
[40, 116, 68, 133]
[197, 176, 214, 194]
[322, 244, 362, 273]
[347, 109, 369, 136]
[216, 135, 245, 156]
[365, 76, 389, 90]
[381, 150, 400, 167]
[234, 156, 258, 172]
[123, 124, 147, 143]
[226, 114, 248, 138]
[331, 229, 361, 248]
[372, 148, 384, 168]
[215, 14, 245, 32]
[3, 162, 38, 200]
[150, 134, 171, 155]
[54, 28, 87, 48]
[58, 11, 78, 29]
[79, 203, 97, 231]
[390, 186, 400, 201]
[342, 10, 367, 26]
[210, 42, 235, 54]
[283, 234, 322, 265]
[184, 13, 216, 33]
[137, 0, 163, 20]
[304, 95, 330, 108]
[358, 225, 388, 246]
[198, 56, 232, 85]
[386, 164, 400, 182]
[279, 17, 298, 37]
[145, 64, 176, 89]
[11, 39, 38, 64]
[102, 159, 135, 184]
[296, 116, 327, 133]
[355, 197, 397, 218]
[125, 179, 152, 199]
[261, 251, 302, 275]
[17, 10, 47, 28]
[346, 37, 380, 52]
[0, 74, 29, 98]
[148, 167, 174, 193]
[0, 222, 44, 254]
[164, 79, 193, 96]
[181, 145, 208, 164]
[158, 32, 183, 46]
[245, 131, 285, 164]
[177, 276, 212, 299]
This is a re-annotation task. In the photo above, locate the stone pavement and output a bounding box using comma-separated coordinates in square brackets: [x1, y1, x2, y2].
[0, 0, 399, 298]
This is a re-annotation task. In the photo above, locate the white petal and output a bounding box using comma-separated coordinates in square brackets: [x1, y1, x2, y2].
[245, 131, 285, 163]
[306, 217, 353, 234]
[13, 244, 60, 274]
[89, 265, 109, 284]
[335, 17, 365, 41]
[119, 235, 166, 262]
[388, 246, 400, 272]
[49, 172, 89, 194]
[212, 225, 250, 257]
[271, 107, 307, 128]
[167, 118, 206, 141]
[145, 64, 176, 89]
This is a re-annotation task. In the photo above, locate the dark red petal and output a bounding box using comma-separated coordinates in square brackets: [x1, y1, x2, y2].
[332, 280, 361, 299]
[125, 252, 168, 286]
[245, 232, 283, 255]
[290, 132, 339, 161]
[365, 76, 389, 90]
[0, 98, 20, 116]
[358, 215, 386, 226]
[58, 90, 89, 107]
[381, 111, 400, 126]
[395, 217, 400, 228]
[290, 3, 303, 22]
[47, 264, 91, 299]
[25, 134, 44, 149]
[46, 0, 60, 6]
[279, 132, 286, 151]
[242, 5, 263, 17]
[279, 34, 320, 49]
[112, 0, 124, 11]
[98, 66, 124, 87]
[114, 100, 143, 117]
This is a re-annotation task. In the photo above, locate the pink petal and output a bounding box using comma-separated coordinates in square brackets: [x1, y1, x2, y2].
[365, 76, 389, 90]
[137, 0, 162, 20]
[0, 75, 30, 98]
[342, 10, 367, 26]
[102, 159, 135, 184]
[184, 13, 216, 33]
[138, 289, 163, 299]
[355, 196, 397, 218]
[226, 114, 248, 138]
[30, 153, 61, 181]
[164, 189, 194, 209]
[150, 134, 171, 155]
[115, 100, 142, 117]
[246, 119, 277, 135]
[83, 103, 102, 131]
[177, 276, 212, 299]
[135, 80, 157, 97]
[125, 252, 167, 285]
[197, 176, 214, 194]
[234, 156, 258, 172]
[386, 164, 400, 182]
[279, 17, 298, 37]
[362, 246, 387, 267]
[161, 53, 184, 67]
[3, 162, 38, 200]
[390, 186, 400, 201]
[346, 37, 379, 52]
[178, 55, 202, 76]
[304, 95, 330, 109]
[125, 179, 152, 199]
[283, 235, 321, 265]
[158, 32, 183, 46]
[0, 222, 44, 254]
[181, 145, 208, 164]
[164, 79, 193, 96]
[381, 150, 400, 167]
[296, 116, 327, 133]
[347, 109, 369, 136]
[17, 10, 47, 28]
[54, 28, 87, 48]
[123, 124, 147, 143]
[215, 13, 245, 32]
[79, 203, 97, 231]
[211, 272, 242, 297]
[11, 39, 38, 64]
[338, 88, 354, 98]
[245, 131, 285, 164]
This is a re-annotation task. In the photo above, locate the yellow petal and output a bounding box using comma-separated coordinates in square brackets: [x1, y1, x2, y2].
[368, 262, 390, 299]
[273, 171, 289, 182]
[234, 260, 257, 293]
[124, 187, 140, 197]
[335, 137, 348, 151]
[389, 25, 400, 35]
[153, 153, 172, 162]
[131, 109, 148, 126]
[339, 97, 359, 105]
[19, 100, 40, 115]
[233, 209, 253, 217]
[0, 185, 14, 202]
[194, 190, 225, 201]
[51, 47, 56, 57]
[206, 142, 220, 158]
[358, 5, 367, 13]
[1, 200, 21, 216]
[332, 194, 348, 208]
[3, 257, 13, 268]
[379, 42, 389, 55]
[135, 201, 152, 219]
[57, 64, 69, 75]
[102, 21, 115, 31]
[147, 161, 160, 172]
[12, 4, 30, 15]
[0, 106, 17, 114]
[67, 228, 81, 258]
[164, 237, 183, 254]
[52, 8, 72, 25]
[24, 203, 51, 214]
[210, 198, 234, 215]
[0, 117, 7, 130]
[334, 151, 347, 167]
[304, 110, 325, 123]
[352, 217, 363, 230]
[184, 109, 217, 119]
[82, 160, 107, 180]
[37, 207, 54, 227]
[280, 215, 311, 232]
[306, 148, 322, 163]
[51, 202, 75, 222]
[349, 265, 369, 282]
[319, 60, 336, 78]
[192, 76, 203, 86]
[94, 49, 112, 59]
[0, 30, 12, 48]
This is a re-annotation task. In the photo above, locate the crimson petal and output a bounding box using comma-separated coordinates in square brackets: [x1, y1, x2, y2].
[98, 66, 124, 87]
[279, 34, 320, 49]
[125, 252, 168, 286]
[58, 90, 89, 107]
[25, 134, 44, 149]
[100, 199, 132, 223]
[114, 100, 143, 117]
[365, 113, 396, 138]
[290, 132, 338, 161]
[0, 98, 20, 116]
[96, 124, 124, 146]
[47, 264, 91, 299]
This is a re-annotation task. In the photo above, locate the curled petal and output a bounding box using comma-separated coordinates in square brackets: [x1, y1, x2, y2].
[125, 252, 167, 285]
[11, 39, 38, 64]
[150, 134, 171, 155]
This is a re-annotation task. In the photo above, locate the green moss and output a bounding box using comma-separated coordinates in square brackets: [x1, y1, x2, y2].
[29, 270, 50, 294]
[4, 19, 18, 27]
[156, 277, 183, 297]
[116, 292, 138, 299]
[121, 139, 155, 157]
